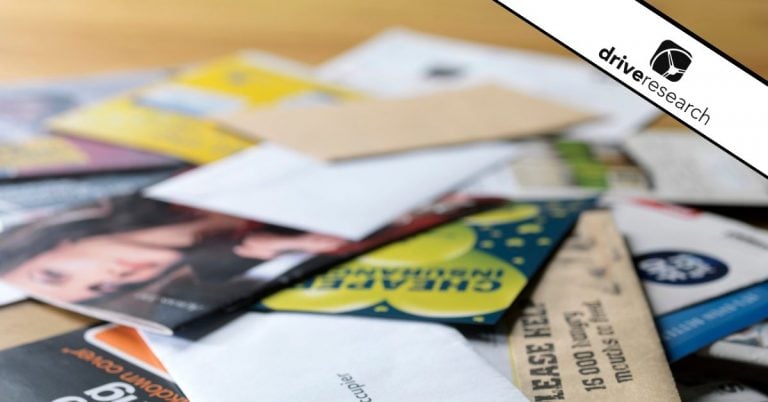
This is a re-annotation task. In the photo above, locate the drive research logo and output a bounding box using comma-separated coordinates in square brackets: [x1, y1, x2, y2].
[635, 251, 728, 285]
[650, 40, 692, 82]
[598, 43, 711, 126]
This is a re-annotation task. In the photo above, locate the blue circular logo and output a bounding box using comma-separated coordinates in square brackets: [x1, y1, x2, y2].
[634, 251, 728, 285]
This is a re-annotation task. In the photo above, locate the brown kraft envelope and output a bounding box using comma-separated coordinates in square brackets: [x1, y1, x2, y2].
[509, 210, 680, 401]
[219, 85, 595, 160]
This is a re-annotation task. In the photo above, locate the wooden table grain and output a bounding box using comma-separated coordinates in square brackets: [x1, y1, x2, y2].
[0, 0, 765, 124]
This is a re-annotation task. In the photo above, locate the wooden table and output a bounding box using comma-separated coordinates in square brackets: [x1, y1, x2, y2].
[0, 0, 765, 344]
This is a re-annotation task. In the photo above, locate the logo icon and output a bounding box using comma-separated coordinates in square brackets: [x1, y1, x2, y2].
[634, 251, 727, 285]
[650, 40, 692, 82]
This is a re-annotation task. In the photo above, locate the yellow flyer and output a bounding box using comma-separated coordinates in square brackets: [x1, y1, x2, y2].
[48, 52, 357, 164]
[259, 199, 594, 325]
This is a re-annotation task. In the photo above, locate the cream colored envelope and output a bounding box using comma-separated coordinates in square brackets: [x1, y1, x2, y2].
[220, 84, 593, 160]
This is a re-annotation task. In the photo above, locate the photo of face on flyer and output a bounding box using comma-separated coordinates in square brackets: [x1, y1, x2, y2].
[0, 192, 498, 334]
[0, 193, 352, 333]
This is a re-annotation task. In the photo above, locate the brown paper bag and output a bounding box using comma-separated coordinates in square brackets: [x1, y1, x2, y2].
[220, 85, 594, 160]
[509, 210, 679, 401]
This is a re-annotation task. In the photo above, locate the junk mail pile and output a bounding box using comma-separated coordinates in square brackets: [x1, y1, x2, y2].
[0, 28, 766, 402]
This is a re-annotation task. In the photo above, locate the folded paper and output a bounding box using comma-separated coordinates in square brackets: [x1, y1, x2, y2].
[146, 142, 519, 240]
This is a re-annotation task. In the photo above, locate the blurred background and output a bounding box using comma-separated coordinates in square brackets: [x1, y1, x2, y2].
[0, 0, 765, 105]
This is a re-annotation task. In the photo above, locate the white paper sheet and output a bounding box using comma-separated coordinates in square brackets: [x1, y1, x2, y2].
[145, 141, 518, 240]
[613, 200, 768, 315]
[317, 28, 659, 143]
[144, 313, 527, 402]
[0, 282, 24, 307]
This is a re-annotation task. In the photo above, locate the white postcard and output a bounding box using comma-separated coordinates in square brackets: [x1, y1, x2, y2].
[613, 199, 768, 315]
[143, 313, 528, 402]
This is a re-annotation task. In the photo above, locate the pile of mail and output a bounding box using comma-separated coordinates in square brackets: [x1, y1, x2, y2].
[0, 28, 766, 402]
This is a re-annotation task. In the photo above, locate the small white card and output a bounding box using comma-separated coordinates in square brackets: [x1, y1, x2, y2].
[145, 142, 518, 240]
[613, 199, 768, 315]
[143, 313, 528, 402]
[0, 282, 24, 307]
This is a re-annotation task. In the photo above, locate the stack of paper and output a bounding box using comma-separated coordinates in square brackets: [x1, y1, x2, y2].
[0, 27, 764, 402]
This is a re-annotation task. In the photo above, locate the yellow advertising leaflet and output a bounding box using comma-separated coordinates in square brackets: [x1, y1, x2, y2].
[48, 52, 357, 164]
[258, 199, 594, 325]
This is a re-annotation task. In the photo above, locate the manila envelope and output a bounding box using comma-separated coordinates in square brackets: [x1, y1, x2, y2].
[508, 210, 680, 401]
[220, 84, 594, 160]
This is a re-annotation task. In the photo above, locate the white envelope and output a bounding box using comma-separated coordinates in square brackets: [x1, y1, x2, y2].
[613, 200, 768, 315]
[143, 313, 528, 402]
[145, 141, 518, 240]
[317, 28, 659, 143]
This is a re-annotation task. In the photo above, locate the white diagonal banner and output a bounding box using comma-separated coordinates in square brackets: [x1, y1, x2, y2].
[493, 0, 768, 177]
